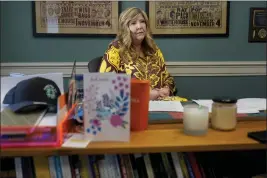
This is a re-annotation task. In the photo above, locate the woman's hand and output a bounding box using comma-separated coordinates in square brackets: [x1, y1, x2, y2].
[150, 89, 160, 100]
[159, 87, 170, 98]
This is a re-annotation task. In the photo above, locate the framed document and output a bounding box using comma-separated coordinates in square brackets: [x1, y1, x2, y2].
[248, 8, 267, 43]
[32, 1, 120, 37]
[146, 1, 230, 37]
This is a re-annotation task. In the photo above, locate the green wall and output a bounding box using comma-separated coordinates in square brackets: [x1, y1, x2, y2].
[63, 76, 266, 99]
[1, 1, 266, 62]
[1, 1, 266, 99]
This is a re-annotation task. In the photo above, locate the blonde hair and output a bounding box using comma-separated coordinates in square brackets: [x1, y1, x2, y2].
[117, 7, 157, 62]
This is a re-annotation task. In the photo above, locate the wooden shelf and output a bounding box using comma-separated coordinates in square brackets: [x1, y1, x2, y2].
[1, 121, 266, 157]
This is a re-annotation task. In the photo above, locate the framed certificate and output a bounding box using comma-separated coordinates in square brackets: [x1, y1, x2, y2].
[248, 7, 267, 43]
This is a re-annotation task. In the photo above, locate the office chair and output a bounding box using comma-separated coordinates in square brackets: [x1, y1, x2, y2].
[87, 56, 103, 72]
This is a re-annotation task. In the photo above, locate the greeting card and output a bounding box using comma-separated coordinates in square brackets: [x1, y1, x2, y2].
[83, 73, 131, 142]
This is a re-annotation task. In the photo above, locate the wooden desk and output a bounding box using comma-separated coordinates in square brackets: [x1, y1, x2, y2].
[2, 120, 265, 157]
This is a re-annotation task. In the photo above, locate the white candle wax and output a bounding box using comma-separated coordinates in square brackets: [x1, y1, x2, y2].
[183, 104, 209, 136]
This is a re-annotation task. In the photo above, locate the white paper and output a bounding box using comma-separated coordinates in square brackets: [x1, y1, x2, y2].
[193, 98, 266, 114]
[237, 98, 266, 111]
[1, 73, 64, 111]
[237, 109, 259, 114]
[149, 101, 184, 112]
[38, 113, 57, 126]
[62, 133, 92, 148]
[83, 73, 131, 142]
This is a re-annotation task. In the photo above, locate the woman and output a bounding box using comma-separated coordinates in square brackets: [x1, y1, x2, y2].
[99, 7, 176, 100]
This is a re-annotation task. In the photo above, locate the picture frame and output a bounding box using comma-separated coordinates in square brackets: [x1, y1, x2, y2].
[146, 1, 230, 37]
[248, 7, 267, 43]
[32, 1, 121, 37]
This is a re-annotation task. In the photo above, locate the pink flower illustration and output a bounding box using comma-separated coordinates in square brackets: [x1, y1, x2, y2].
[90, 119, 101, 127]
[110, 115, 123, 127]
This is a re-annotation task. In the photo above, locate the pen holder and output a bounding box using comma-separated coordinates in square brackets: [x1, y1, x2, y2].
[130, 79, 150, 131]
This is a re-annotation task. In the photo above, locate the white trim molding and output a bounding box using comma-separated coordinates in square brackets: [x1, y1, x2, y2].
[166, 61, 266, 76]
[1, 61, 266, 77]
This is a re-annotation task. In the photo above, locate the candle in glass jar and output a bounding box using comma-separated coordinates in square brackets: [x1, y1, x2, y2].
[183, 104, 209, 136]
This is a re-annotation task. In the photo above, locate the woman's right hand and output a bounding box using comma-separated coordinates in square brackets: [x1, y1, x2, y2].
[150, 89, 160, 100]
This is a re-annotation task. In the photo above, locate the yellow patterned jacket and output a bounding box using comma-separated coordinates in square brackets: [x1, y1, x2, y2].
[98, 40, 176, 95]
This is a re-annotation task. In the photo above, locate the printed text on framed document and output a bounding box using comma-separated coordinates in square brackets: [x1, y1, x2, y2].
[32, 1, 120, 37]
[147, 1, 230, 37]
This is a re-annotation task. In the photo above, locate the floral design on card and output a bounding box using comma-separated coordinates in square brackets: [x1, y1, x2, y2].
[83, 73, 131, 141]
[86, 119, 102, 135]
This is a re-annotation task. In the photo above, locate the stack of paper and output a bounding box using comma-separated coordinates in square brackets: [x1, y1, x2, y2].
[193, 98, 266, 114]
[149, 101, 184, 112]
[237, 98, 266, 113]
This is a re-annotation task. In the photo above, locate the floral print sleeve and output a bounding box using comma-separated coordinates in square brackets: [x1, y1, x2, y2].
[155, 48, 176, 95]
[99, 42, 121, 73]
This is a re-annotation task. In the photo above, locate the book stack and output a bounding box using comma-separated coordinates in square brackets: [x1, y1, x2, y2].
[1, 150, 265, 178]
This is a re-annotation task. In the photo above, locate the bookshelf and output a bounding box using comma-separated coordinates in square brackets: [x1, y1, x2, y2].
[2, 120, 265, 157]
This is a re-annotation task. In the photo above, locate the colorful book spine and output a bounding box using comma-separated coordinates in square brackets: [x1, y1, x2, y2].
[14, 157, 23, 178]
[48, 156, 57, 178]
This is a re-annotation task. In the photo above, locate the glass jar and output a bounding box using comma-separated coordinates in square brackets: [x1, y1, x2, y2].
[211, 99, 237, 131]
[183, 104, 209, 136]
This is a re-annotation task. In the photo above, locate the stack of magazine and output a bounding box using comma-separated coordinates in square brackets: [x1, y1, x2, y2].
[1, 107, 47, 141]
